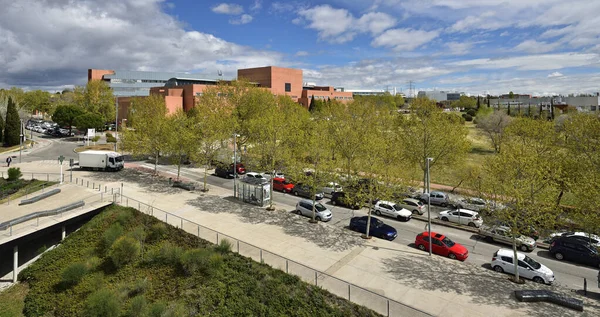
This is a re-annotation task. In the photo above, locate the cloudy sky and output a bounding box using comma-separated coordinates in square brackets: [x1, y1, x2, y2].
[1, 0, 599, 96]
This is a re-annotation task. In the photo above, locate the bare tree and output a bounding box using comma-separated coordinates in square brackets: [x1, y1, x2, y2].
[477, 111, 513, 153]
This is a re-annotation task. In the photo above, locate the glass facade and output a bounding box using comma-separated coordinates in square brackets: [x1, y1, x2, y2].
[102, 70, 221, 97]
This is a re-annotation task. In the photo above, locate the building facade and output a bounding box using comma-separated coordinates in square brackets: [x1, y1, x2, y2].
[417, 90, 462, 102]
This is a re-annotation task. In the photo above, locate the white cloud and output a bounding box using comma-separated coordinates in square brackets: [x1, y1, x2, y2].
[446, 42, 474, 55]
[295, 51, 309, 57]
[499, 31, 509, 36]
[212, 3, 244, 15]
[0, 0, 283, 89]
[229, 14, 253, 25]
[547, 72, 563, 78]
[514, 40, 560, 54]
[297, 5, 396, 44]
[371, 28, 439, 51]
[250, 0, 262, 12]
[449, 53, 599, 70]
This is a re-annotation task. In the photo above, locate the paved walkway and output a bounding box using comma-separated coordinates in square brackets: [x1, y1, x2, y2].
[1, 162, 597, 317]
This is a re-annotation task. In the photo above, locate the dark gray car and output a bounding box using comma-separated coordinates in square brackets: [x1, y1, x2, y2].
[292, 183, 324, 200]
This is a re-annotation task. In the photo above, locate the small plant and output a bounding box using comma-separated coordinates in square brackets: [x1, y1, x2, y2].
[84, 289, 120, 317]
[91, 136, 101, 142]
[109, 236, 140, 268]
[128, 278, 149, 297]
[85, 256, 102, 271]
[7, 167, 22, 181]
[180, 249, 222, 276]
[37, 245, 48, 255]
[128, 295, 147, 317]
[106, 136, 117, 143]
[151, 241, 183, 265]
[116, 210, 134, 226]
[102, 223, 124, 252]
[215, 239, 232, 254]
[148, 223, 167, 242]
[466, 108, 477, 117]
[148, 301, 167, 317]
[61, 262, 88, 287]
[105, 132, 113, 138]
[462, 113, 473, 122]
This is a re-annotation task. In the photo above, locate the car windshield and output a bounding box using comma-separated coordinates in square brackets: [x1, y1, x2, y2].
[315, 204, 327, 212]
[392, 204, 402, 211]
[441, 237, 455, 247]
[523, 256, 541, 269]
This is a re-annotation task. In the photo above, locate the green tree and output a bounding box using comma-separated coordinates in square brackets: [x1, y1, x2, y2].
[487, 95, 491, 108]
[508, 91, 514, 99]
[0, 110, 4, 144]
[308, 95, 316, 113]
[122, 95, 170, 173]
[22, 90, 52, 115]
[476, 95, 481, 110]
[74, 80, 115, 122]
[452, 95, 476, 110]
[74, 112, 104, 131]
[165, 110, 197, 181]
[4, 96, 21, 146]
[52, 105, 86, 134]
[397, 97, 470, 192]
[481, 118, 561, 282]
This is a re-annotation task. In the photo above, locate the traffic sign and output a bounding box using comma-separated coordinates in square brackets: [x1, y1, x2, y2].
[58, 155, 65, 164]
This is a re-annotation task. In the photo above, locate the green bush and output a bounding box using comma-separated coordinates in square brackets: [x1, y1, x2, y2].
[109, 236, 140, 268]
[180, 249, 222, 276]
[103, 223, 124, 252]
[116, 209, 134, 226]
[7, 167, 22, 181]
[163, 302, 187, 317]
[107, 136, 117, 143]
[84, 289, 120, 317]
[462, 113, 473, 122]
[148, 223, 167, 242]
[466, 108, 477, 117]
[128, 295, 147, 317]
[61, 262, 88, 287]
[91, 136, 101, 142]
[215, 239, 232, 254]
[148, 301, 167, 317]
[150, 241, 183, 265]
[128, 278, 148, 297]
[85, 256, 102, 271]
[105, 132, 113, 138]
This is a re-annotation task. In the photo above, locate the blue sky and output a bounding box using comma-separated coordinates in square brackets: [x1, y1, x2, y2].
[1, 0, 599, 96]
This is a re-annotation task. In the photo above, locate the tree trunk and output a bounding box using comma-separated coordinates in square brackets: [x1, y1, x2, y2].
[451, 179, 463, 193]
[154, 151, 159, 175]
[555, 190, 564, 207]
[365, 183, 374, 237]
[203, 164, 208, 191]
[512, 238, 520, 282]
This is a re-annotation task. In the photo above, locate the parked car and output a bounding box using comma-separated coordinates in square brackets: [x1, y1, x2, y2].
[492, 220, 540, 241]
[214, 165, 235, 179]
[330, 191, 360, 209]
[373, 200, 412, 221]
[419, 191, 450, 207]
[478, 225, 536, 252]
[232, 163, 246, 175]
[348, 216, 397, 241]
[396, 198, 426, 215]
[491, 249, 554, 284]
[322, 182, 342, 196]
[262, 171, 285, 180]
[273, 177, 294, 193]
[546, 232, 600, 247]
[453, 197, 488, 212]
[415, 231, 468, 261]
[295, 199, 332, 222]
[549, 236, 600, 268]
[439, 209, 483, 227]
[245, 172, 266, 180]
[292, 183, 324, 200]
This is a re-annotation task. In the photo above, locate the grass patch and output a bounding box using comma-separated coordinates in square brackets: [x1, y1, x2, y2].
[17, 205, 382, 317]
[0, 283, 29, 317]
[75, 144, 116, 153]
[0, 179, 57, 203]
[0, 140, 34, 154]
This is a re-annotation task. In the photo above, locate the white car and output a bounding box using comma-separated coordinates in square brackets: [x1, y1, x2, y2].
[546, 232, 600, 247]
[439, 209, 483, 227]
[245, 172, 267, 180]
[322, 182, 342, 196]
[491, 249, 554, 284]
[373, 200, 412, 221]
[261, 171, 285, 180]
[295, 199, 332, 222]
[453, 197, 488, 212]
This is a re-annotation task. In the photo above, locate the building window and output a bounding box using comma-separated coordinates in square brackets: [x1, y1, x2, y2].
[285, 83, 291, 92]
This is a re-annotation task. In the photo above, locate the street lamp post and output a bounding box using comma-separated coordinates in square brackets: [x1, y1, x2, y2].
[233, 133, 239, 199]
[426, 157, 433, 256]
[19, 119, 24, 163]
[115, 96, 118, 152]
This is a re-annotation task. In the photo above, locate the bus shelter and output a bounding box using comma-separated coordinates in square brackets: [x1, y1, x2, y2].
[235, 179, 270, 207]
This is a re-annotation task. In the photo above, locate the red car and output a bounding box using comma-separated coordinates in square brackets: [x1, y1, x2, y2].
[272, 177, 294, 193]
[232, 163, 246, 175]
[415, 231, 468, 261]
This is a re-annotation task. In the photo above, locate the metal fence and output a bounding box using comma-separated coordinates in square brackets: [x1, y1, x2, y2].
[116, 193, 432, 317]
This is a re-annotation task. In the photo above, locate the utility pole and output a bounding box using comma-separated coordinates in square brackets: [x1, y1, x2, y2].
[426, 158, 433, 256]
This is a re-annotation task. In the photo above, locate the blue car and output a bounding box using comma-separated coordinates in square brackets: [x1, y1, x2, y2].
[348, 216, 398, 241]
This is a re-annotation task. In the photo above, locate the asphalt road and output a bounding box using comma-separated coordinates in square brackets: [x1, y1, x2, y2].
[137, 162, 599, 291]
[24, 137, 599, 292]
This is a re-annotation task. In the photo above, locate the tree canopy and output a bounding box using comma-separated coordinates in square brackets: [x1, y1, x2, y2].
[4, 96, 21, 146]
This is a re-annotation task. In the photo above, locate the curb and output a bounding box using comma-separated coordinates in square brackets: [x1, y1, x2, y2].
[411, 215, 550, 250]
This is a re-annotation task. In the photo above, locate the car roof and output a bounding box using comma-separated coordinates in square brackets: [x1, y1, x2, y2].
[299, 199, 320, 205]
[376, 200, 396, 205]
[403, 198, 420, 204]
[420, 231, 444, 239]
[556, 235, 594, 245]
[496, 248, 525, 260]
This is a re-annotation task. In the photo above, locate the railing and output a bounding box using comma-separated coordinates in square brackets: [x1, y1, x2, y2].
[116, 193, 432, 317]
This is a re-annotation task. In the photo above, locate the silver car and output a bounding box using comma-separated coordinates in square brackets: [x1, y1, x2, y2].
[322, 182, 342, 197]
[419, 191, 450, 207]
[295, 199, 332, 222]
[396, 198, 426, 215]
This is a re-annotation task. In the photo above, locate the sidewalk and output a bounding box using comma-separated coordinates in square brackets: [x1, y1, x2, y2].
[1, 162, 597, 317]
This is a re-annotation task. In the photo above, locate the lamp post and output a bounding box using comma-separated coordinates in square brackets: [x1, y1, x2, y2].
[114, 96, 118, 152]
[19, 119, 24, 163]
[426, 157, 433, 256]
[233, 133, 240, 199]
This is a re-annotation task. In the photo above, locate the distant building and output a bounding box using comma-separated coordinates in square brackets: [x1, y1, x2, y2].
[346, 88, 404, 97]
[417, 90, 461, 102]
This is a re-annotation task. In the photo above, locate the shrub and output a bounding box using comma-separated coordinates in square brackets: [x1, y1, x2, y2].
[84, 289, 120, 317]
[149, 241, 183, 265]
[61, 262, 88, 287]
[461, 113, 473, 122]
[215, 239, 232, 254]
[109, 236, 140, 268]
[163, 302, 187, 317]
[7, 167, 22, 181]
[148, 301, 167, 317]
[128, 278, 148, 297]
[116, 209, 134, 226]
[128, 295, 147, 317]
[466, 108, 477, 117]
[91, 136, 101, 142]
[103, 223, 124, 252]
[107, 136, 117, 143]
[180, 249, 222, 276]
[85, 256, 102, 271]
[105, 132, 113, 138]
[148, 223, 167, 242]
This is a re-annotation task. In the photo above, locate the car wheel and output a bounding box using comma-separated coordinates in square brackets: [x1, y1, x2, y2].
[441, 217, 449, 221]
[520, 244, 529, 252]
[296, 210, 302, 215]
[448, 253, 457, 260]
[493, 265, 504, 273]
[412, 209, 419, 215]
[316, 216, 321, 221]
[417, 244, 426, 251]
[468, 222, 476, 227]
[533, 276, 545, 284]
[554, 252, 564, 260]
[374, 210, 381, 216]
